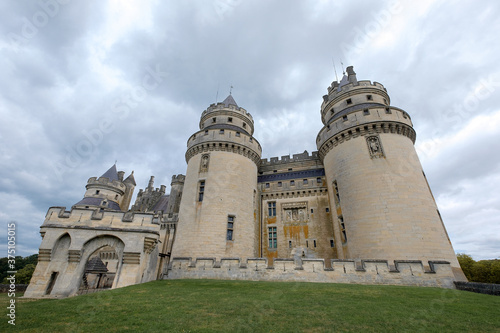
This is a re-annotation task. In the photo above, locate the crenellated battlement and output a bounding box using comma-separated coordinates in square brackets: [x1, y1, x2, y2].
[87, 176, 126, 191]
[260, 151, 320, 166]
[43, 206, 163, 229]
[202, 102, 254, 122]
[171, 174, 185, 185]
[166, 257, 456, 288]
[326, 79, 386, 96]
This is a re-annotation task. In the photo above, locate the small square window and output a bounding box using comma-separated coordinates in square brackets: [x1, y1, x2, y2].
[236, 132, 240, 137]
[95, 190, 100, 195]
[219, 129, 224, 134]
[204, 130, 209, 135]
[212, 117, 216, 123]
[317, 177, 322, 183]
[330, 108, 334, 115]
[288, 168, 292, 171]
[303, 179, 308, 185]
[385, 108, 391, 114]
[366, 95, 373, 101]
[228, 117, 233, 122]
[265, 183, 270, 188]
[278, 181, 282, 187]
[326, 208, 330, 213]
[273, 170, 277, 173]
[363, 109, 370, 115]
[346, 98, 352, 105]
[290, 180, 295, 186]
[249, 137, 253, 142]
[343, 115, 348, 121]
[243, 123, 247, 128]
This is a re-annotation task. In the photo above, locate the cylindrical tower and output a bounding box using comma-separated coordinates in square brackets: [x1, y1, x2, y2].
[171, 95, 262, 260]
[316, 66, 465, 280]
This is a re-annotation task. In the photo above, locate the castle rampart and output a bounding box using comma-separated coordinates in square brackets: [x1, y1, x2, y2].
[166, 257, 456, 288]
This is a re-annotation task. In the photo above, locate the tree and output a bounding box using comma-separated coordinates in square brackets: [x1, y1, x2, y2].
[457, 253, 475, 281]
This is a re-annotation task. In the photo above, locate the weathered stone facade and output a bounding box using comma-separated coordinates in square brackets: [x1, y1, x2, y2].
[26, 66, 466, 298]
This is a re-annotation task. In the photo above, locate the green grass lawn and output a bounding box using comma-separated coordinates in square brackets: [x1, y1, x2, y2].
[1, 279, 499, 332]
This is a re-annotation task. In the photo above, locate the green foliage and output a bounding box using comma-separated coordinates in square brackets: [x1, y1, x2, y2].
[0, 254, 38, 284]
[457, 253, 500, 284]
[2, 280, 499, 332]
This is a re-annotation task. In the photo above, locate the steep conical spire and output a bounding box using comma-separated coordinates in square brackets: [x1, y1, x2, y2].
[100, 164, 119, 181]
[222, 94, 238, 107]
[124, 171, 136, 186]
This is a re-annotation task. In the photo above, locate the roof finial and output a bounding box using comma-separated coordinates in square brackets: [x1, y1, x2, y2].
[332, 58, 339, 82]
[340, 59, 345, 75]
[215, 82, 219, 103]
[229, 85, 233, 95]
[114, 160, 117, 165]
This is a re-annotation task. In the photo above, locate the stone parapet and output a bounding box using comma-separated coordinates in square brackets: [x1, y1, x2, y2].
[167, 257, 456, 288]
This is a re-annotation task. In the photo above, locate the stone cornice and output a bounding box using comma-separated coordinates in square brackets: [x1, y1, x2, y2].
[185, 141, 262, 166]
[318, 121, 416, 161]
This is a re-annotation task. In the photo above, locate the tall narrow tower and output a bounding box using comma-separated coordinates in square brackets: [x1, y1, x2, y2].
[316, 66, 465, 280]
[171, 95, 262, 260]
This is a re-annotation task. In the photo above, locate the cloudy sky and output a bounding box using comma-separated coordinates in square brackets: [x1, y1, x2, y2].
[1, 0, 499, 260]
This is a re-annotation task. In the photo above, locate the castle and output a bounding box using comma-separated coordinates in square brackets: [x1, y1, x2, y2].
[25, 66, 466, 298]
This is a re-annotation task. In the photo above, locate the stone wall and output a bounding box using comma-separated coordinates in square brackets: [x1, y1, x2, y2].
[166, 257, 456, 288]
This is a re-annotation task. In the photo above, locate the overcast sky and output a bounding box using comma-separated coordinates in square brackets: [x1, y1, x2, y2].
[1, 0, 499, 260]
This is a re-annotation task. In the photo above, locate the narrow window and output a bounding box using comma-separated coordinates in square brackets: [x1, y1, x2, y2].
[228, 117, 233, 123]
[383, 98, 387, 105]
[115, 194, 118, 200]
[306, 240, 309, 248]
[330, 108, 334, 115]
[311, 208, 314, 213]
[219, 129, 224, 134]
[342, 115, 348, 122]
[340, 216, 347, 241]
[363, 109, 370, 115]
[212, 117, 216, 123]
[268, 227, 277, 248]
[45, 272, 59, 295]
[243, 123, 247, 128]
[277, 181, 282, 187]
[290, 180, 295, 186]
[289, 241, 292, 248]
[313, 240, 317, 248]
[236, 132, 240, 137]
[227, 216, 234, 241]
[198, 181, 205, 202]
[268, 202, 276, 217]
[366, 95, 373, 100]
[333, 181, 340, 203]
[326, 208, 330, 213]
[330, 239, 335, 248]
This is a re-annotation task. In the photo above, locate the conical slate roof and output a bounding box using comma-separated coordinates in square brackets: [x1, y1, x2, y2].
[124, 171, 136, 186]
[100, 164, 119, 181]
[222, 94, 238, 107]
[85, 256, 109, 273]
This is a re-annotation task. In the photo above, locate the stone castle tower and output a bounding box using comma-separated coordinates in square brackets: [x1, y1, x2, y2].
[316, 66, 463, 278]
[27, 66, 466, 298]
[171, 95, 262, 260]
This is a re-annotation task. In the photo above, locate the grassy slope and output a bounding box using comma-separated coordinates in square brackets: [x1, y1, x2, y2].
[2, 279, 499, 332]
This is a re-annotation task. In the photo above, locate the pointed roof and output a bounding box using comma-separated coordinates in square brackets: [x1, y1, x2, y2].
[124, 171, 136, 186]
[100, 164, 119, 181]
[337, 74, 349, 91]
[222, 94, 238, 107]
[85, 256, 109, 273]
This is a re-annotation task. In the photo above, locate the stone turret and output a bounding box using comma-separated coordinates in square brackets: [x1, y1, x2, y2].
[73, 164, 135, 211]
[171, 95, 262, 260]
[316, 66, 466, 281]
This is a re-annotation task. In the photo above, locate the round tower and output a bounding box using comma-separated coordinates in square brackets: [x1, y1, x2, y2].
[171, 95, 262, 260]
[73, 164, 136, 211]
[316, 66, 465, 280]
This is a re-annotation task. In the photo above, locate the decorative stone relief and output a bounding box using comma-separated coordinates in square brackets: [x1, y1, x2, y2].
[366, 135, 384, 158]
[281, 202, 308, 224]
[199, 154, 210, 172]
